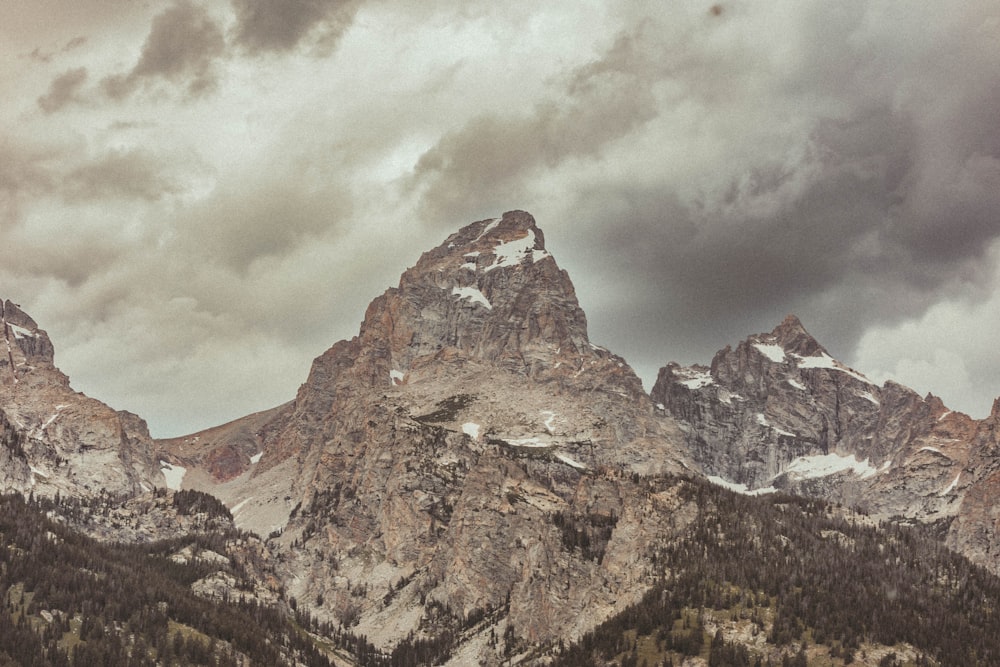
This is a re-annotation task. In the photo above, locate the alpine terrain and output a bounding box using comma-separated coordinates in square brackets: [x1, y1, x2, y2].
[2, 211, 1000, 666]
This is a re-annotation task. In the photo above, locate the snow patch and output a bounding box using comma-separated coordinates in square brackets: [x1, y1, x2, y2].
[678, 369, 714, 389]
[7, 323, 36, 339]
[541, 411, 557, 434]
[940, 473, 961, 496]
[555, 452, 586, 470]
[857, 390, 880, 405]
[483, 229, 550, 272]
[919, 446, 946, 457]
[160, 460, 187, 491]
[786, 378, 806, 391]
[390, 369, 405, 385]
[783, 453, 878, 480]
[938, 411, 952, 421]
[792, 352, 872, 384]
[717, 389, 743, 406]
[655, 403, 665, 410]
[451, 286, 492, 309]
[250, 452, 263, 464]
[506, 437, 551, 448]
[475, 218, 501, 240]
[460, 262, 477, 272]
[707, 476, 778, 496]
[461, 422, 481, 440]
[753, 343, 787, 363]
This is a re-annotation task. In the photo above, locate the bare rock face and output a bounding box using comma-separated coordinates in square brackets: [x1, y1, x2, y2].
[651, 315, 1000, 570]
[0, 298, 164, 497]
[168, 211, 692, 658]
[947, 399, 1000, 569]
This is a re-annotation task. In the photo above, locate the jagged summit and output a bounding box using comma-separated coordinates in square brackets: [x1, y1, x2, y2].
[354, 210, 591, 383]
[768, 313, 826, 357]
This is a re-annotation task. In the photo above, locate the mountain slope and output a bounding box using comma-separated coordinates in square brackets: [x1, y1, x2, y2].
[0, 299, 164, 497]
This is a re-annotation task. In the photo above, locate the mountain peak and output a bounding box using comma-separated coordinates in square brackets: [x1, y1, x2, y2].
[769, 313, 826, 357]
[351, 210, 595, 381]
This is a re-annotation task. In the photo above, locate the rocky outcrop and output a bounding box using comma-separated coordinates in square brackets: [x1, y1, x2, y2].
[0, 298, 164, 497]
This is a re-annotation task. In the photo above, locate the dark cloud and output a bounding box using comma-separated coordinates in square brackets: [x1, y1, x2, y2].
[37, 67, 88, 113]
[178, 177, 352, 273]
[231, 0, 361, 54]
[4, 235, 124, 288]
[63, 148, 182, 202]
[102, 1, 225, 100]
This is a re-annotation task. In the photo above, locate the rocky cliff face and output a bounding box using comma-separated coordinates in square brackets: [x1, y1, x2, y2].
[651, 314, 1000, 570]
[0, 298, 164, 497]
[161, 211, 692, 661]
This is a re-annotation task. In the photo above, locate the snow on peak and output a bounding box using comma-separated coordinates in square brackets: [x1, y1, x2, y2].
[753, 342, 787, 363]
[791, 352, 872, 384]
[451, 286, 492, 309]
[676, 368, 714, 390]
[7, 323, 37, 339]
[483, 229, 550, 272]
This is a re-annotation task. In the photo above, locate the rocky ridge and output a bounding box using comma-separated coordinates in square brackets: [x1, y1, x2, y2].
[0, 299, 164, 497]
[652, 314, 1000, 574]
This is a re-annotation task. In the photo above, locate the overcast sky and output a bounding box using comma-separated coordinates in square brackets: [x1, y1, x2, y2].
[3, 1, 999, 437]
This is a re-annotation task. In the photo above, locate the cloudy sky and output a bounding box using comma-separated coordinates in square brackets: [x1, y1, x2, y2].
[3, 1, 999, 437]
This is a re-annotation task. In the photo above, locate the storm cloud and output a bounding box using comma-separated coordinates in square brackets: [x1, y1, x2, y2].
[102, 1, 226, 99]
[231, 0, 363, 55]
[4, 0, 1000, 435]
[37, 67, 88, 113]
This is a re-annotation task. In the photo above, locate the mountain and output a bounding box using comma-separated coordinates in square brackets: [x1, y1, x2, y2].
[5, 210, 1000, 665]
[652, 314, 1000, 576]
[158, 211, 694, 661]
[1, 299, 164, 497]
